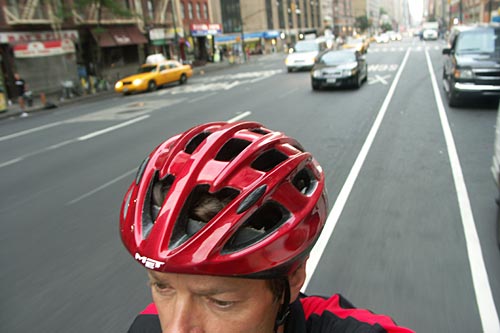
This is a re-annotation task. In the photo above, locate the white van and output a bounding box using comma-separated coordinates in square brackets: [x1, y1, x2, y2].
[492, 102, 500, 248]
[285, 38, 328, 72]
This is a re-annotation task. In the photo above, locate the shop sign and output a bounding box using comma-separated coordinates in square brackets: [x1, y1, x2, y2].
[149, 28, 166, 40]
[191, 23, 222, 37]
[0, 30, 79, 44]
[14, 39, 75, 58]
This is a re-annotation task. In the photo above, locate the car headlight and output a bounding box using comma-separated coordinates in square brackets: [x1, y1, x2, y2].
[133, 78, 143, 86]
[454, 68, 474, 79]
[115, 81, 123, 89]
[312, 70, 322, 78]
[342, 69, 356, 76]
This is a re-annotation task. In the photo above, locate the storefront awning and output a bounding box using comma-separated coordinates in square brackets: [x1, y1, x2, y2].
[91, 26, 147, 47]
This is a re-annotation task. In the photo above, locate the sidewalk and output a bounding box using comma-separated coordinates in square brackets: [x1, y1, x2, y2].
[0, 52, 281, 121]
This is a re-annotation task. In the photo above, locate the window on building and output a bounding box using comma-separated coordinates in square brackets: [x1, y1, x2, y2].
[196, 3, 201, 19]
[303, 0, 309, 27]
[265, 0, 274, 30]
[188, 2, 193, 19]
[180, 2, 185, 20]
[204, 3, 209, 20]
[221, 0, 242, 33]
[278, 0, 285, 29]
[147, 0, 154, 20]
[296, 1, 302, 29]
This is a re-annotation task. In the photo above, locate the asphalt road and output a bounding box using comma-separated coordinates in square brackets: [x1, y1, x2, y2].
[1, 37, 499, 332]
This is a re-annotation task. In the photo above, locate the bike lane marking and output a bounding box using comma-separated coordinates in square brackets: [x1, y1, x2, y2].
[425, 48, 500, 333]
[66, 112, 252, 205]
[0, 115, 150, 169]
[303, 48, 412, 290]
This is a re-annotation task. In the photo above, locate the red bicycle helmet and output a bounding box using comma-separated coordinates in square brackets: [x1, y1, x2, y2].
[120, 121, 328, 278]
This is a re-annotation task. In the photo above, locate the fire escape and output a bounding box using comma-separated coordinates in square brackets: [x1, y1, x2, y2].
[3, 0, 63, 35]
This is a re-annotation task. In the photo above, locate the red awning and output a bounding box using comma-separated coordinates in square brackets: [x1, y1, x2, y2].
[91, 26, 147, 47]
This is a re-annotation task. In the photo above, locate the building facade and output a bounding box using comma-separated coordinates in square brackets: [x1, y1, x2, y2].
[212, 0, 323, 54]
[0, 0, 223, 100]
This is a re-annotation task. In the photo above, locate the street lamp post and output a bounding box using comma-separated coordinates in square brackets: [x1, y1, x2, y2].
[239, 6, 246, 63]
[171, 0, 180, 60]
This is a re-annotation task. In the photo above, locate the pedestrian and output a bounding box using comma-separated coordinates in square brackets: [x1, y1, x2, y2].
[120, 121, 415, 333]
[14, 73, 28, 117]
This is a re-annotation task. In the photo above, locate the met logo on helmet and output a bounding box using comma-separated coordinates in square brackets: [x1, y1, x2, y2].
[135, 252, 165, 269]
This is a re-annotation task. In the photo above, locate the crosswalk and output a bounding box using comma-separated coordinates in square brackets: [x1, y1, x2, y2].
[368, 45, 443, 53]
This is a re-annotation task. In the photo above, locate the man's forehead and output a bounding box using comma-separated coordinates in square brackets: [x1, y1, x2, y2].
[148, 270, 262, 293]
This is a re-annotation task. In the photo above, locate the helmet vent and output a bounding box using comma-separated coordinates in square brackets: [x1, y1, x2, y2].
[185, 131, 211, 154]
[135, 156, 150, 184]
[249, 128, 270, 135]
[142, 172, 175, 239]
[292, 168, 317, 195]
[169, 185, 239, 249]
[223, 201, 290, 253]
[251, 149, 288, 172]
[215, 138, 251, 162]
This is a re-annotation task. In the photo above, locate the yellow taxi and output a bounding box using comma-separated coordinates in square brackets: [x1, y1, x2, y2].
[342, 37, 369, 54]
[114, 60, 193, 94]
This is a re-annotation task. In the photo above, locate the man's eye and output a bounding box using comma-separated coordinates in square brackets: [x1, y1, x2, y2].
[209, 298, 235, 309]
[152, 282, 172, 294]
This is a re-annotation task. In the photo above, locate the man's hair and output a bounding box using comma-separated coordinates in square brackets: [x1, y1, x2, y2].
[191, 193, 288, 301]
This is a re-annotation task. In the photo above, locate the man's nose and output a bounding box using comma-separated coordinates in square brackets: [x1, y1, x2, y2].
[166, 297, 202, 333]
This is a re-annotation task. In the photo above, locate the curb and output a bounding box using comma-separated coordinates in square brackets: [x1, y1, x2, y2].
[0, 56, 269, 121]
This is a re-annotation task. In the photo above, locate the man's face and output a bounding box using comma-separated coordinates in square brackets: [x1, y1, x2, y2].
[148, 271, 281, 333]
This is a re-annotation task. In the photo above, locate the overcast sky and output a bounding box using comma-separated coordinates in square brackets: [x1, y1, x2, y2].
[408, 0, 424, 24]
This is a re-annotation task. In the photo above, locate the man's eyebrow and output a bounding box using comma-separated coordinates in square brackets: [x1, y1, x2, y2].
[193, 286, 239, 296]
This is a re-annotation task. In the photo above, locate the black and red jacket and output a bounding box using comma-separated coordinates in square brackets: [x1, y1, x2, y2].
[128, 293, 414, 333]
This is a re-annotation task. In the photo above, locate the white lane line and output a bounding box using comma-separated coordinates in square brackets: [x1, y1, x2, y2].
[0, 116, 150, 169]
[278, 87, 299, 99]
[227, 111, 252, 123]
[67, 169, 137, 205]
[0, 157, 23, 168]
[0, 139, 74, 169]
[77, 115, 149, 141]
[0, 121, 65, 142]
[425, 49, 500, 332]
[303, 48, 412, 290]
[68, 111, 253, 204]
[188, 92, 217, 103]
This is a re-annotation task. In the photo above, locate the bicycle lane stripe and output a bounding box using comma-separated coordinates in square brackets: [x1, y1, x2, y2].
[303, 48, 412, 290]
[425, 49, 500, 333]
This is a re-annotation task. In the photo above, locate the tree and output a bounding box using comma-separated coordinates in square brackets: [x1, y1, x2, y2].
[355, 15, 371, 32]
[71, 0, 136, 76]
[380, 22, 393, 32]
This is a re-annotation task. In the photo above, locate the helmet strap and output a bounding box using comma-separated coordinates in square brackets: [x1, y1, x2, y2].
[274, 278, 291, 332]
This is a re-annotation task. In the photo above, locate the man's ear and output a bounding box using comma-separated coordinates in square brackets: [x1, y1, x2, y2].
[288, 260, 307, 304]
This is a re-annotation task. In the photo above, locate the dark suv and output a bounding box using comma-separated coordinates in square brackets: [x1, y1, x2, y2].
[442, 24, 500, 106]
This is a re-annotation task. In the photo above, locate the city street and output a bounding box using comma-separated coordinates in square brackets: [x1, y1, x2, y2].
[1, 36, 499, 332]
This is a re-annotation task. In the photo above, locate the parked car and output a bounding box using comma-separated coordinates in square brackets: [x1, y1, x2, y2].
[422, 29, 438, 40]
[311, 49, 368, 90]
[285, 38, 329, 72]
[442, 24, 500, 106]
[387, 31, 402, 41]
[114, 60, 192, 95]
[492, 101, 500, 249]
[342, 36, 369, 54]
[375, 33, 390, 44]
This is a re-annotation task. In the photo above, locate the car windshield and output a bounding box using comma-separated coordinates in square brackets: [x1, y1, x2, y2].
[319, 51, 356, 65]
[346, 38, 363, 45]
[138, 65, 157, 73]
[294, 41, 319, 52]
[456, 28, 500, 54]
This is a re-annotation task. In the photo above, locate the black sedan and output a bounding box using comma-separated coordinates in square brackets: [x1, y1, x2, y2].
[311, 49, 368, 90]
